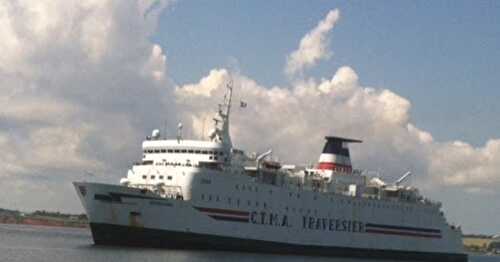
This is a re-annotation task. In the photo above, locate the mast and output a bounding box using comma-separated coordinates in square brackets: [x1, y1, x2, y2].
[209, 79, 233, 151]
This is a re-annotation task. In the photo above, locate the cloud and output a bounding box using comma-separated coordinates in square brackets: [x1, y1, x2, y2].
[175, 66, 500, 194]
[285, 9, 340, 77]
[0, 0, 173, 211]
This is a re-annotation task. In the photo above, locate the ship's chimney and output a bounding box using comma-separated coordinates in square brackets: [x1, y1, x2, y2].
[317, 136, 362, 173]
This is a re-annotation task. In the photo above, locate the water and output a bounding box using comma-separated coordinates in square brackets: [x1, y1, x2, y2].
[0, 224, 497, 262]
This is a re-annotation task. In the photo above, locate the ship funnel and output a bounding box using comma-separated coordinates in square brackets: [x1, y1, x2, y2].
[317, 136, 362, 173]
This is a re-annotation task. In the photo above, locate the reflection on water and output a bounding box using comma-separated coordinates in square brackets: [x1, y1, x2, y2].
[0, 224, 496, 262]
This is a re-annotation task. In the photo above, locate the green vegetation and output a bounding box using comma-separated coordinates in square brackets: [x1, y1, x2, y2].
[0, 207, 87, 228]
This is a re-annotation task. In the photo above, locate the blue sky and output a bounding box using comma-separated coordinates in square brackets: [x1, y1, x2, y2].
[153, 0, 500, 146]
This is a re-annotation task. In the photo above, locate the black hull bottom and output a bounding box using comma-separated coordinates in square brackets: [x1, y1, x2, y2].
[89, 223, 467, 262]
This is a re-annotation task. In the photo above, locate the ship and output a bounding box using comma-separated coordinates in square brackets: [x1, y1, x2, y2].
[74, 82, 467, 261]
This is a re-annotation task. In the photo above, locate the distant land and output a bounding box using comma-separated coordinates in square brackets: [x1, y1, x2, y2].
[0, 207, 87, 228]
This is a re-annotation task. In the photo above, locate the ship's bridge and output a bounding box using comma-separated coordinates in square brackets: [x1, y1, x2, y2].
[140, 139, 228, 167]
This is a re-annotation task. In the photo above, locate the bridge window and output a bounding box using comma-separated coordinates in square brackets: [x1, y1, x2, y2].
[195, 150, 201, 153]
[154, 149, 160, 153]
[202, 151, 208, 154]
[174, 149, 180, 153]
[161, 149, 166, 153]
[188, 150, 194, 153]
[181, 149, 187, 153]
[168, 149, 173, 153]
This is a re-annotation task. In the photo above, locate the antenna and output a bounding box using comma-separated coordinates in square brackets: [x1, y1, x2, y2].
[177, 122, 183, 142]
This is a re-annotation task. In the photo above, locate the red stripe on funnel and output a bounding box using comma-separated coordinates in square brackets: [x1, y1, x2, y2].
[317, 162, 352, 171]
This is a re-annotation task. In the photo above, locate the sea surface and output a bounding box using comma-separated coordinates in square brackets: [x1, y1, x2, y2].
[0, 224, 497, 262]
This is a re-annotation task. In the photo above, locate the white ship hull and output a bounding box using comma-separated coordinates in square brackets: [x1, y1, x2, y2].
[74, 180, 467, 261]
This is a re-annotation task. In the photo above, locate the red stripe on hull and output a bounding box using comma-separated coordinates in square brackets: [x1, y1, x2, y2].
[366, 229, 442, 239]
[194, 206, 249, 216]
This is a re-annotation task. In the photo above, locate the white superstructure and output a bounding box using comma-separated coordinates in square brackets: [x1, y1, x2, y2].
[74, 82, 467, 261]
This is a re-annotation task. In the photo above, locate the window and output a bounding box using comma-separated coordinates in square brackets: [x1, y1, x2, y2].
[167, 149, 173, 153]
[151, 175, 155, 179]
[167, 176, 172, 180]
[174, 149, 180, 153]
[161, 149, 166, 153]
[219, 151, 224, 156]
[181, 149, 187, 153]
[195, 150, 201, 154]
[247, 200, 251, 206]
[142, 175, 147, 179]
[188, 150, 194, 153]
[201, 194, 205, 200]
[208, 195, 212, 201]
[154, 149, 160, 153]
[147, 149, 153, 153]
[202, 151, 208, 154]
[159, 176, 164, 179]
